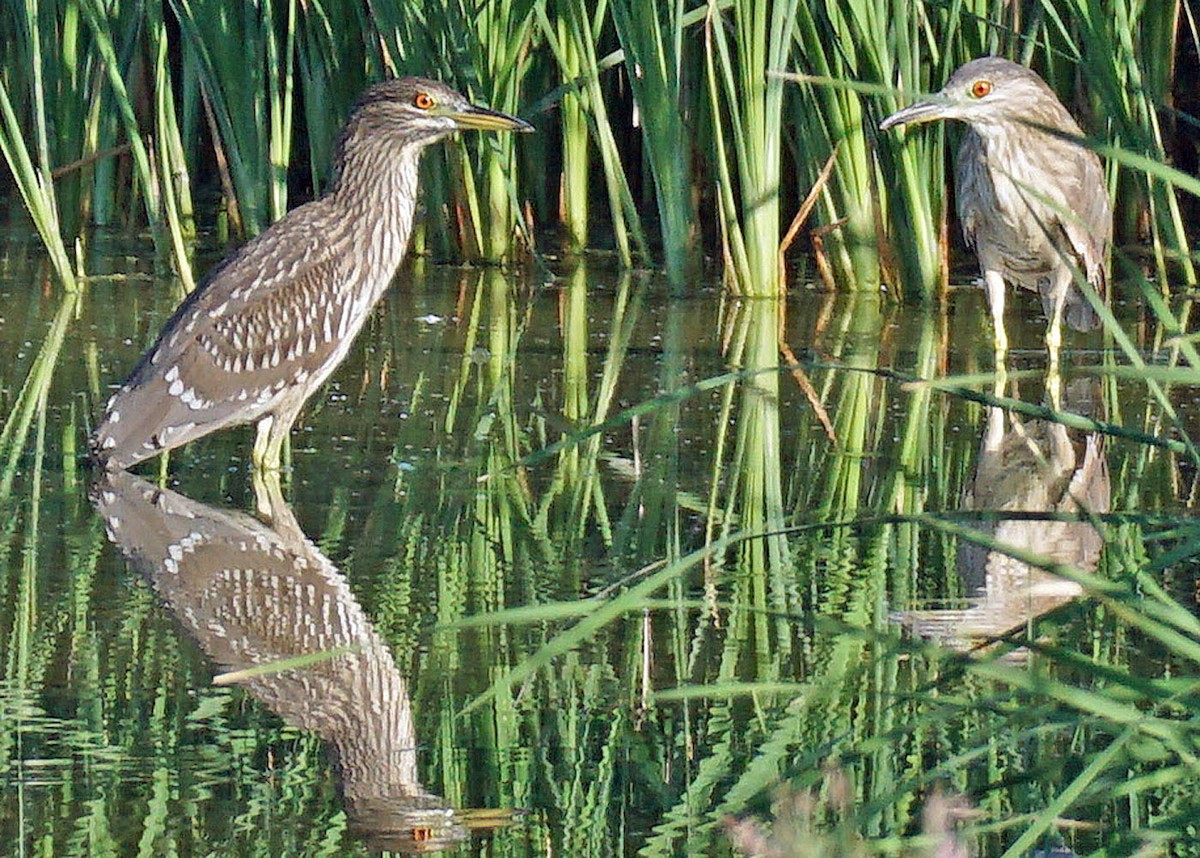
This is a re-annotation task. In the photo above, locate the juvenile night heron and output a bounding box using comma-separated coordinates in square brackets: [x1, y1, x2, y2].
[880, 57, 1111, 359]
[92, 77, 531, 471]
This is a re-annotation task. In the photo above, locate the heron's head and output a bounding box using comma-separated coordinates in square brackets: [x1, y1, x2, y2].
[879, 57, 1072, 133]
[347, 77, 533, 147]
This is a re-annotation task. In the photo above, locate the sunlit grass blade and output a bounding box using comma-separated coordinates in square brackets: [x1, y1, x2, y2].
[0, 294, 79, 501]
[0, 78, 77, 292]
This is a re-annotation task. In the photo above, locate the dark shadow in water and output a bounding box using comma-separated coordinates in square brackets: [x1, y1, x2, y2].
[895, 379, 1110, 657]
[91, 469, 517, 853]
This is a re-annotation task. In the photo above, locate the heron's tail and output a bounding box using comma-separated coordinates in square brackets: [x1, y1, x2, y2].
[91, 380, 176, 471]
[1038, 282, 1101, 332]
[1064, 291, 1100, 331]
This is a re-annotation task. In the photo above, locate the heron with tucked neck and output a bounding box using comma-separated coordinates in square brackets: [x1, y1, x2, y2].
[880, 57, 1111, 372]
[93, 77, 532, 472]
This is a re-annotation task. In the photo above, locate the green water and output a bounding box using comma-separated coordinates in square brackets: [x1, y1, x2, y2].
[1, 229, 1198, 856]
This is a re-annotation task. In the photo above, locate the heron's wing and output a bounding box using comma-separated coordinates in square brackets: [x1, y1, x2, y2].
[1038, 141, 1110, 330]
[96, 203, 368, 467]
[1056, 145, 1112, 292]
[955, 131, 987, 252]
[135, 208, 361, 397]
[150, 204, 342, 366]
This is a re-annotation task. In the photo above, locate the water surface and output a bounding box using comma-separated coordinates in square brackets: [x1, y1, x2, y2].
[1, 229, 1197, 855]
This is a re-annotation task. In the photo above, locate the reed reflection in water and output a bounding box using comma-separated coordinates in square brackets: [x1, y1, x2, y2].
[91, 470, 518, 853]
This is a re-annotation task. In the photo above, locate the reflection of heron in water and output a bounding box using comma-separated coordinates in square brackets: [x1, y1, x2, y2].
[92, 469, 518, 853]
[895, 381, 1109, 656]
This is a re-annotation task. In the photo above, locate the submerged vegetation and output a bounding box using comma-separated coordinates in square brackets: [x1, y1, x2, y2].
[3, 1, 1200, 856]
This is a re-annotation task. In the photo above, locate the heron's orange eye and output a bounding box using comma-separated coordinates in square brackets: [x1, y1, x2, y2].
[970, 79, 992, 98]
[413, 92, 435, 110]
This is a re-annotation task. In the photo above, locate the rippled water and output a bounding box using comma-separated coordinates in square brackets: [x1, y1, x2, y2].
[1, 227, 1197, 855]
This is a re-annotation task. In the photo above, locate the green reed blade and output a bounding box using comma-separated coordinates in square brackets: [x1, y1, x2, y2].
[609, 0, 699, 287]
[0, 294, 80, 501]
[0, 78, 77, 292]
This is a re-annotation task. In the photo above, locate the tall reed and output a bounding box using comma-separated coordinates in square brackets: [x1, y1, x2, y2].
[78, 0, 198, 288]
[170, 0, 297, 237]
[0, 78, 77, 292]
[704, 0, 800, 297]
[538, 0, 648, 264]
[547, 3, 592, 251]
[422, 0, 537, 263]
[0, 0, 101, 291]
[609, 0, 700, 287]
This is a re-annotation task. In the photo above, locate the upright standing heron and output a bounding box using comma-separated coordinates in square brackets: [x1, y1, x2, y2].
[879, 57, 1111, 364]
[93, 77, 531, 471]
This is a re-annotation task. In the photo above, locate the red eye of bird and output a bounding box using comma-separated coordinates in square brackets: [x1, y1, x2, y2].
[970, 79, 992, 98]
[413, 92, 435, 110]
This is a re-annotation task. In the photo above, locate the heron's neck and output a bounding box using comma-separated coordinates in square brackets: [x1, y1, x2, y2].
[327, 140, 426, 274]
[975, 105, 1084, 146]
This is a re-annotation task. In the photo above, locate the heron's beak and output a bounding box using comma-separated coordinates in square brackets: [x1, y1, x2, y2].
[450, 105, 534, 133]
[879, 98, 950, 132]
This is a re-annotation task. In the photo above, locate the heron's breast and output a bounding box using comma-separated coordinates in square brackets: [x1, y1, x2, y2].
[957, 141, 1066, 278]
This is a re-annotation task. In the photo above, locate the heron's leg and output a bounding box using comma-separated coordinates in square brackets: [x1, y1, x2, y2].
[251, 414, 291, 471]
[984, 269, 1008, 377]
[984, 270, 1007, 347]
[252, 415, 277, 470]
[982, 405, 1005, 454]
[251, 466, 287, 521]
[1045, 269, 1070, 381]
[992, 358, 1008, 398]
[1045, 362, 1063, 411]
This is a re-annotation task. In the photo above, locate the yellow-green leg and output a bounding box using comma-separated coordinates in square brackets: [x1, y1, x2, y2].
[985, 270, 1009, 367]
[252, 413, 291, 471]
[251, 465, 286, 521]
[1045, 270, 1069, 383]
[985, 270, 1009, 397]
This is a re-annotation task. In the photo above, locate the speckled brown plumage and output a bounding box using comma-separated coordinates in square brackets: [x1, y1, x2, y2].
[93, 77, 531, 471]
[893, 381, 1109, 657]
[91, 469, 519, 851]
[881, 57, 1111, 352]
